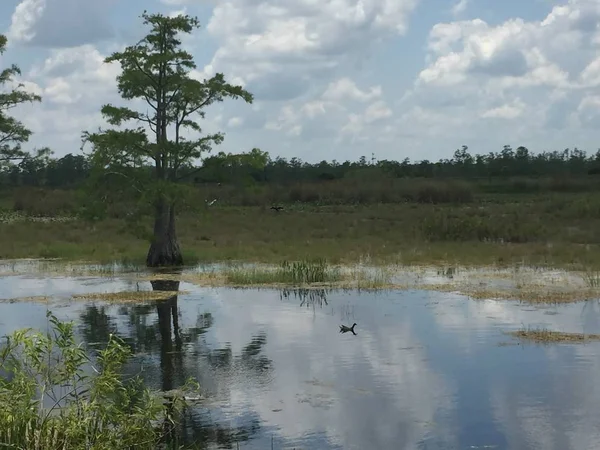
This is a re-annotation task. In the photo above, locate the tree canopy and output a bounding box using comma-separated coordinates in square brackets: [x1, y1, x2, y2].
[0, 34, 49, 167]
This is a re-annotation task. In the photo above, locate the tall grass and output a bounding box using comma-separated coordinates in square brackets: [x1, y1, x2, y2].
[0, 311, 197, 449]
[225, 259, 342, 285]
[582, 270, 600, 288]
[420, 210, 545, 243]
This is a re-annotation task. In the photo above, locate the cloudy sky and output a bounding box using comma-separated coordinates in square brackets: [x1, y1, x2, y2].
[1, 0, 599, 163]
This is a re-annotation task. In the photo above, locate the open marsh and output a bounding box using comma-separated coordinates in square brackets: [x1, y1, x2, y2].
[2, 261, 600, 449]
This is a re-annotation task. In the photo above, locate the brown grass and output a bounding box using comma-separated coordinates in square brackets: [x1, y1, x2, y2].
[507, 328, 600, 343]
[0, 295, 52, 304]
[422, 283, 600, 304]
[71, 290, 188, 303]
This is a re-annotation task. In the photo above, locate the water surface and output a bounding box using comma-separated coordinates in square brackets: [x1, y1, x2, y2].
[1, 271, 600, 449]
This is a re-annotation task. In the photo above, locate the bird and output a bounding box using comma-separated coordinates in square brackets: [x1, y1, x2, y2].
[205, 199, 217, 206]
[339, 323, 357, 335]
[270, 205, 284, 212]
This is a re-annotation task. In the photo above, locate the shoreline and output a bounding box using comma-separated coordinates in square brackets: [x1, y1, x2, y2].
[1, 258, 599, 305]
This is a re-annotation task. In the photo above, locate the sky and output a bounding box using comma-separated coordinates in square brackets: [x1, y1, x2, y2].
[1, 0, 599, 163]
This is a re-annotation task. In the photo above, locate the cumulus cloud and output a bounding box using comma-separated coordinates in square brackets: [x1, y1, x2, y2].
[202, 0, 419, 102]
[262, 77, 393, 150]
[6, 0, 600, 162]
[7, 44, 122, 152]
[393, 0, 600, 153]
[7, 0, 117, 48]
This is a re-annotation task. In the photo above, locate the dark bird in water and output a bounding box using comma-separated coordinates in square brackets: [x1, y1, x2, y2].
[270, 206, 284, 212]
[339, 323, 357, 335]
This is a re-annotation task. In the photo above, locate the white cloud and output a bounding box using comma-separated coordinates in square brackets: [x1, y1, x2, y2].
[7, 0, 117, 48]
[6, 0, 45, 45]
[393, 0, 600, 155]
[481, 99, 526, 119]
[322, 78, 382, 103]
[451, 0, 468, 17]
[202, 0, 419, 101]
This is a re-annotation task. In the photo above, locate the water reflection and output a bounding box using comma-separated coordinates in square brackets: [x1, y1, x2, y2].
[280, 288, 329, 308]
[2, 276, 600, 448]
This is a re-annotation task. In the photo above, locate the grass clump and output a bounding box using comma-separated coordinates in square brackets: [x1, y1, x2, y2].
[0, 311, 197, 449]
[507, 326, 600, 344]
[582, 270, 600, 288]
[225, 259, 342, 285]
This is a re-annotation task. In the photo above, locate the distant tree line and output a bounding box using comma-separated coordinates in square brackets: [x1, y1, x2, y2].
[2, 145, 600, 188]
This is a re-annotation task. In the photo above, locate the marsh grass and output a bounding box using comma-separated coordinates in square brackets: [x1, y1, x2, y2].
[0, 311, 198, 449]
[224, 259, 342, 285]
[507, 326, 600, 344]
[582, 270, 600, 288]
[349, 266, 395, 289]
[5, 192, 600, 269]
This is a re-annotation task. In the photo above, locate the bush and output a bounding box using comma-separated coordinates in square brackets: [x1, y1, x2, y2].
[0, 311, 197, 449]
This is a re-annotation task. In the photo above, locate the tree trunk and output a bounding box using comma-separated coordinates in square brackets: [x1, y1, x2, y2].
[146, 198, 183, 267]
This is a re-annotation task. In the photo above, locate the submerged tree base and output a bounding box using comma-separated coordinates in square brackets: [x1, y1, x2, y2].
[146, 239, 184, 267]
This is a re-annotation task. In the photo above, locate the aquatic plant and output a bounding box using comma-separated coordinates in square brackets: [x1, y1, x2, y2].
[582, 269, 600, 288]
[225, 259, 342, 285]
[0, 311, 198, 449]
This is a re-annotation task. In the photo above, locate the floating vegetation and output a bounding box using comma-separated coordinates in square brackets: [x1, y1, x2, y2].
[71, 290, 188, 303]
[437, 285, 600, 304]
[0, 295, 52, 304]
[507, 327, 600, 344]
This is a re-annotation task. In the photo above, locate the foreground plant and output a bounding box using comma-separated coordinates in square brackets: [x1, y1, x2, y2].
[0, 311, 196, 449]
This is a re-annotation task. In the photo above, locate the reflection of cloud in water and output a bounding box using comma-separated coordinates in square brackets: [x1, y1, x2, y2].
[490, 343, 600, 450]
[3, 276, 600, 448]
[431, 290, 600, 336]
[427, 290, 600, 450]
[202, 288, 454, 449]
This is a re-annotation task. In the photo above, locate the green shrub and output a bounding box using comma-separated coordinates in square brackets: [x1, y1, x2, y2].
[0, 311, 197, 449]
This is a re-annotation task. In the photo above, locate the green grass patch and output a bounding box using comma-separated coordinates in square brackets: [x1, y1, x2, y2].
[4, 191, 600, 269]
[224, 259, 342, 285]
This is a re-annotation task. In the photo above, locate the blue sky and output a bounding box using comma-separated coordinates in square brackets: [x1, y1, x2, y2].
[1, 0, 599, 163]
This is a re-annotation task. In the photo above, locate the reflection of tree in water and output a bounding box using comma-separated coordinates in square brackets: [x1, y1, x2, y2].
[77, 277, 272, 448]
[280, 288, 329, 308]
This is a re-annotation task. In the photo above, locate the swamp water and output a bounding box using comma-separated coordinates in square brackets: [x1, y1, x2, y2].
[1, 263, 600, 449]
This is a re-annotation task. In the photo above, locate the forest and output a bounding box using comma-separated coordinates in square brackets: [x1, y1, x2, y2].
[2, 144, 600, 190]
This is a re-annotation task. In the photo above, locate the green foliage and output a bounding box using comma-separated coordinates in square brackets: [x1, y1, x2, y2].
[0, 34, 46, 166]
[0, 311, 197, 449]
[81, 12, 253, 209]
[225, 259, 342, 285]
